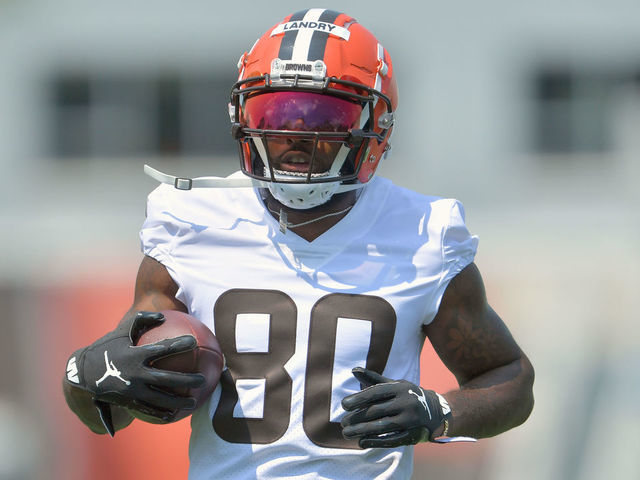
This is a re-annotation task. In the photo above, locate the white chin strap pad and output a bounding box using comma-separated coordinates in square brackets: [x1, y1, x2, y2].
[143, 164, 365, 206]
[268, 179, 340, 210]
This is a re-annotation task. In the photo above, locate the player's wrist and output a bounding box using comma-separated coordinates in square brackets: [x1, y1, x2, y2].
[437, 394, 454, 439]
[420, 390, 453, 441]
[422, 393, 477, 444]
[429, 419, 446, 438]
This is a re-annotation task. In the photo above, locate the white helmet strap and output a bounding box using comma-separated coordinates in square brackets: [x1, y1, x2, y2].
[143, 164, 365, 194]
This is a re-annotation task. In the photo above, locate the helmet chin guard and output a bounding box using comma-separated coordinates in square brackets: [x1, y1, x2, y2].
[266, 169, 340, 209]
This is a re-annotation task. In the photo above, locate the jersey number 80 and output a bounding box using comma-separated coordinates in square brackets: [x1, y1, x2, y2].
[212, 289, 397, 450]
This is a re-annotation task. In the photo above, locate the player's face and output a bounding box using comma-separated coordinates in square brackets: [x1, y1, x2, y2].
[265, 136, 342, 174]
[243, 92, 362, 174]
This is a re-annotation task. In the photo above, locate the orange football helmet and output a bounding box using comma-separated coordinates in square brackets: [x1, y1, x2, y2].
[230, 8, 398, 209]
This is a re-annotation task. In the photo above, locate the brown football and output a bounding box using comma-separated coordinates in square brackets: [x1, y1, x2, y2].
[132, 310, 224, 424]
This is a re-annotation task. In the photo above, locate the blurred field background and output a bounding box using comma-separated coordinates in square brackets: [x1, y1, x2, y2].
[1, 1, 639, 479]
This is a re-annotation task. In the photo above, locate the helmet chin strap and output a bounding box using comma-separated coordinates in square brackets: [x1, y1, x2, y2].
[143, 164, 365, 194]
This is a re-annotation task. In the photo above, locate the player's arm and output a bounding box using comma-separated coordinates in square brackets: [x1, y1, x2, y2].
[62, 255, 202, 435]
[341, 262, 534, 447]
[423, 262, 534, 438]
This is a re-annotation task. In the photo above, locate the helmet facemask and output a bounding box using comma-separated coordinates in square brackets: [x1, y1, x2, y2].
[230, 66, 393, 209]
[256, 133, 354, 209]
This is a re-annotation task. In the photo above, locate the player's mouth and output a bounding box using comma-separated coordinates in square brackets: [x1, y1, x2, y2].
[276, 150, 314, 173]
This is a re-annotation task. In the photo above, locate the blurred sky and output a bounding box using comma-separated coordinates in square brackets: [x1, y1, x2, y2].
[0, 1, 639, 479]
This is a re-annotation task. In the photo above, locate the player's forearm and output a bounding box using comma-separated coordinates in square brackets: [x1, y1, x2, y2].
[62, 379, 134, 434]
[444, 355, 534, 439]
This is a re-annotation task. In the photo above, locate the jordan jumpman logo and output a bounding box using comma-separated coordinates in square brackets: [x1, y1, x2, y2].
[408, 388, 432, 419]
[95, 351, 131, 387]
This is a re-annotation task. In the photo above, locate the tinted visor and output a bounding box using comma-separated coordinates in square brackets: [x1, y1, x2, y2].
[243, 91, 362, 132]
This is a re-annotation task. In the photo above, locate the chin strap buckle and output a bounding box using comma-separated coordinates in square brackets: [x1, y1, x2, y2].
[174, 177, 193, 190]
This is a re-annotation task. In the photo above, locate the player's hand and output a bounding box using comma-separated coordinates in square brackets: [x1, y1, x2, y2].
[64, 311, 205, 434]
[341, 367, 452, 448]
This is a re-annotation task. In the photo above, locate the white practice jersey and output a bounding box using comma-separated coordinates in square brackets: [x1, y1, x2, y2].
[140, 173, 478, 480]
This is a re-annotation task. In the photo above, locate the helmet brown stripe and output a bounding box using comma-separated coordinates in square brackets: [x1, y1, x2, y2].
[277, 9, 308, 60]
[306, 10, 342, 61]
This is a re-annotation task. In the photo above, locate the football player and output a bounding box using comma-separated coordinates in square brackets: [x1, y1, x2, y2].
[63, 9, 534, 479]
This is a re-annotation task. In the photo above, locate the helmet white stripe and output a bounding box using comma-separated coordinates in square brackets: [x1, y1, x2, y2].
[357, 43, 385, 131]
[251, 137, 272, 176]
[373, 43, 385, 103]
[328, 144, 351, 176]
[291, 9, 326, 62]
[359, 106, 370, 130]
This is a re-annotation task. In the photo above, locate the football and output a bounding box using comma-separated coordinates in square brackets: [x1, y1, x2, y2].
[132, 310, 224, 424]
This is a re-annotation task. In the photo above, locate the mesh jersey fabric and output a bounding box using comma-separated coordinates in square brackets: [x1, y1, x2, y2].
[139, 173, 478, 480]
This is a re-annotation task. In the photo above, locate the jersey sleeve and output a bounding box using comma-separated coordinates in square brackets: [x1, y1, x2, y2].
[138, 185, 187, 304]
[423, 199, 479, 325]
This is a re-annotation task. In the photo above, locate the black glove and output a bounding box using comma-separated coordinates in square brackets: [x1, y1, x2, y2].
[341, 367, 452, 448]
[65, 311, 205, 435]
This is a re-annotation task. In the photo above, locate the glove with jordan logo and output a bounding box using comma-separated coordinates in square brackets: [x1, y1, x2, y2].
[341, 367, 452, 448]
[64, 311, 205, 435]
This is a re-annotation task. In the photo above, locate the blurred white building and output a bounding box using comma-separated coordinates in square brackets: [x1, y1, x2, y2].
[0, 1, 638, 479]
